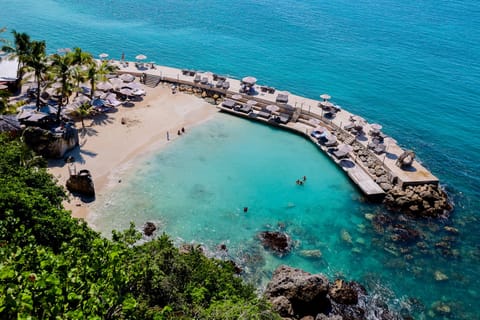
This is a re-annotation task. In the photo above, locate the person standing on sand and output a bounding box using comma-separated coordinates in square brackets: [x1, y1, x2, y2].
[166, 131, 170, 141]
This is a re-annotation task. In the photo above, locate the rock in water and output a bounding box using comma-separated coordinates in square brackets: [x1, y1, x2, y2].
[257, 231, 292, 256]
[340, 229, 353, 244]
[299, 249, 322, 259]
[434, 270, 449, 281]
[143, 222, 156, 236]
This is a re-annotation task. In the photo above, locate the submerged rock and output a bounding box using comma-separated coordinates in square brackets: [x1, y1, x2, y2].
[434, 270, 449, 281]
[299, 249, 322, 259]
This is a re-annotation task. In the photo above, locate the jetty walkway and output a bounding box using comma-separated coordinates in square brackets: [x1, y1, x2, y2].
[112, 61, 438, 200]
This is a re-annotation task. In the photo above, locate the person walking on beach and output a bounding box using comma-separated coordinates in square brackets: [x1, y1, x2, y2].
[166, 131, 170, 141]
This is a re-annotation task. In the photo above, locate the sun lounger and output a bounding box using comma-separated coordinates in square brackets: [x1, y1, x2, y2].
[194, 74, 201, 83]
[324, 136, 338, 147]
[239, 104, 252, 113]
[344, 123, 355, 131]
[222, 81, 230, 90]
[257, 110, 271, 119]
[276, 93, 288, 103]
[275, 112, 290, 124]
[373, 144, 386, 154]
[333, 150, 349, 159]
[200, 77, 208, 85]
[222, 99, 236, 109]
[216, 80, 224, 88]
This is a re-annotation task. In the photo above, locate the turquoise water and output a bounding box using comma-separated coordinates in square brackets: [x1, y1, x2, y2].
[2, 0, 480, 318]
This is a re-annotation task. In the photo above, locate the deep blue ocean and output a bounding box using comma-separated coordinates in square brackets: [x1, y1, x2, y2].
[1, 0, 479, 318]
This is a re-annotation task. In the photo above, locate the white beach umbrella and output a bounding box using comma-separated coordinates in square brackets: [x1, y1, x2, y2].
[135, 54, 147, 60]
[122, 82, 143, 90]
[110, 78, 124, 89]
[246, 100, 257, 106]
[0, 84, 8, 90]
[99, 53, 109, 59]
[370, 123, 383, 131]
[266, 105, 280, 112]
[97, 81, 113, 91]
[241, 76, 257, 85]
[337, 144, 353, 154]
[320, 93, 331, 100]
[119, 88, 133, 96]
[232, 94, 243, 100]
[120, 73, 135, 82]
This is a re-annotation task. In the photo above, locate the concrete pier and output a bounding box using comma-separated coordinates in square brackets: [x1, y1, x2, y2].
[112, 61, 439, 199]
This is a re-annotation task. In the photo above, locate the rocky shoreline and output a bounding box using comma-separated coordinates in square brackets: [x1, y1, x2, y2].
[264, 265, 399, 320]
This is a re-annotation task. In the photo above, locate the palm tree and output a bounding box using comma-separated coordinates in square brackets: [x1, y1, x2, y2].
[23, 40, 48, 110]
[1, 30, 32, 82]
[86, 60, 117, 99]
[77, 102, 92, 132]
[50, 53, 75, 122]
[70, 47, 93, 97]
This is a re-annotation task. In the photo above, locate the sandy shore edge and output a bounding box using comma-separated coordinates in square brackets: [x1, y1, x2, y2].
[48, 84, 218, 220]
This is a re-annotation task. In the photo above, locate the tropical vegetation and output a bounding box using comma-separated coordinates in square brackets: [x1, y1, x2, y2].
[0, 121, 278, 318]
[0, 28, 118, 120]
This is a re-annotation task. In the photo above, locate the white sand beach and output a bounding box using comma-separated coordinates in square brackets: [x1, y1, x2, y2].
[48, 84, 218, 219]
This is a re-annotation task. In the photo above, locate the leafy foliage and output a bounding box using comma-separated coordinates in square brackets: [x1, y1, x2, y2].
[0, 135, 279, 319]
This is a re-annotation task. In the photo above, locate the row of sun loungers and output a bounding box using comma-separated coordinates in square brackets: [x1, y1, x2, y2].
[221, 99, 291, 124]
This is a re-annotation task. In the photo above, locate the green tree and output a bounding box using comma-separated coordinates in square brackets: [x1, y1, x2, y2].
[49, 52, 75, 122]
[70, 47, 93, 97]
[23, 40, 48, 110]
[77, 102, 93, 132]
[87, 60, 117, 99]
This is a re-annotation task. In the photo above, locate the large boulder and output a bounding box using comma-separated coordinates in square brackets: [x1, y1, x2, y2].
[258, 231, 292, 256]
[265, 265, 330, 317]
[66, 169, 95, 197]
[23, 125, 78, 159]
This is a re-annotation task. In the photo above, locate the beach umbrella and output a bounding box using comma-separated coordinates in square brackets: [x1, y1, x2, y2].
[241, 76, 257, 85]
[309, 118, 320, 126]
[320, 93, 331, 100]
[266, 105, 280, 112]
[57, 47, 71, 54]
[99, 53, 109, 59]
[232, 94, 243, 100]
[119, 73, 135, 82]
[337, 144, 353, 154]
[370, 123, 382, 131]
[110, 78, 124, 89]
[74, 95, 90, 104]
[97, 81, 113, 91]
[122, 82, 142, 90]
[135, 54, 147, 60]
[119, 88, 133, 96]
[246, 99, 257, 106]
[0, 84, 8, 90]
